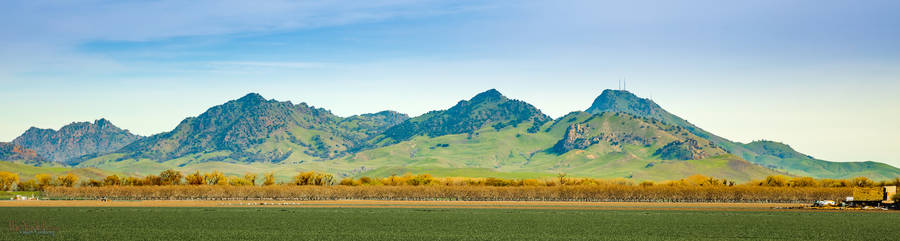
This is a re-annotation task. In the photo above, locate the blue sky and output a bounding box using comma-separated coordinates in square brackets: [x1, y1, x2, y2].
[1, 0, 899, 166]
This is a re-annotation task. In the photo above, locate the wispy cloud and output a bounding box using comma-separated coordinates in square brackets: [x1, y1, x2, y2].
[1, 0, 483, 42]
[0, 0, 488, 76]
[211, 61, 329, 68]
[207, 61, 332, 70]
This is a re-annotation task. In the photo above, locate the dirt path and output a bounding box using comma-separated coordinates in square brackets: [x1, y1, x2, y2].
[0, 200, 807, 210]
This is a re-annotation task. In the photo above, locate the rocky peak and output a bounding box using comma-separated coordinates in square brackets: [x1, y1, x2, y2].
[12, 119, 142, 163]
[587, 90, 662, 117]
[469, 89, 506, 103]
[236, 92, 266, 103]
[585, 89, 707, 139]
[94, 118, 111, 126]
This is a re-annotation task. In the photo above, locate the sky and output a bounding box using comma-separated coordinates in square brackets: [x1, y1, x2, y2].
[1, 0, 898, 166]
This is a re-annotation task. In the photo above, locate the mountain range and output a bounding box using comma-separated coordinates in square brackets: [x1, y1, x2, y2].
[3, 89, 898, 182]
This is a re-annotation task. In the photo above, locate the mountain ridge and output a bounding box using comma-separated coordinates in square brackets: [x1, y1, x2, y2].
[12, 118, 142, 164]
[86, 93, 408, 165]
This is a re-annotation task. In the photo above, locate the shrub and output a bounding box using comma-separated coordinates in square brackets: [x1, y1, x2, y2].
[293, 171, 334, 186]
[82, 179, 103, 187]
[35, 174, 53, 190]
[406, 174, 434, 186]
[143, 175, 163, 186]
[263, 173, 276, 186]
[0, 171, 18, 191]
[339, 177, 355, 186]
[185, 172, 205, 185]
[123, 176, 143, 186]
[788, 177, 818, 187]
[56, 173, 79, 187]
[160, 169, 183, 185]
[244, 173, 257, 186]
[359, 176, 374, 185]
[204, 171, 226, 185]
[760, 175, 788, 187]
[228, 176, 253, 186]
[104, 175, 122, 186]
[16, 179, 37, 191]
[851, 177, 875, 187]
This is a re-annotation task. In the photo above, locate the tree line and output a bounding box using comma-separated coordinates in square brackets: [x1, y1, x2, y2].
[5, 170, 890, 202]
[0, 170, 900, 198]
[43, 185, 852, 203]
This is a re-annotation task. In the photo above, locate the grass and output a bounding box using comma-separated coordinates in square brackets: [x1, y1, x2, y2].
[0, 161, 110, 180]
[0, 207, 897, 240]
[0, 191, 40, 199]
[357, 167, 556, 179]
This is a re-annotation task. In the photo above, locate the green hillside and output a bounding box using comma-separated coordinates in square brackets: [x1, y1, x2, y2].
[0, 161, 109, 180]
[586, 89, 900, 180]
[742, 140, 900, 179]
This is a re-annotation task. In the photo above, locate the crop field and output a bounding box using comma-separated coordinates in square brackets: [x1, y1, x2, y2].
[1, 204, 897, 240]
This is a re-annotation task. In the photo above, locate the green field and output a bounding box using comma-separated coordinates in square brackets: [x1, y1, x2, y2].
[1, 207, 897, 240]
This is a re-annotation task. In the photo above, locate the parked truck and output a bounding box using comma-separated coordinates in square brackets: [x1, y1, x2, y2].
[846, 186, 897, 208]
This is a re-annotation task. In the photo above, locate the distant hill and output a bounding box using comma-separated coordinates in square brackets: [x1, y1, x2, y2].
[12, 119, 142, 164]
[586, 89, 900, 179]
[0, 159, 110, 180]
[742, 140, 900, 179]
[80, 93, 407, 167]
[379, 89, 551, 143]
